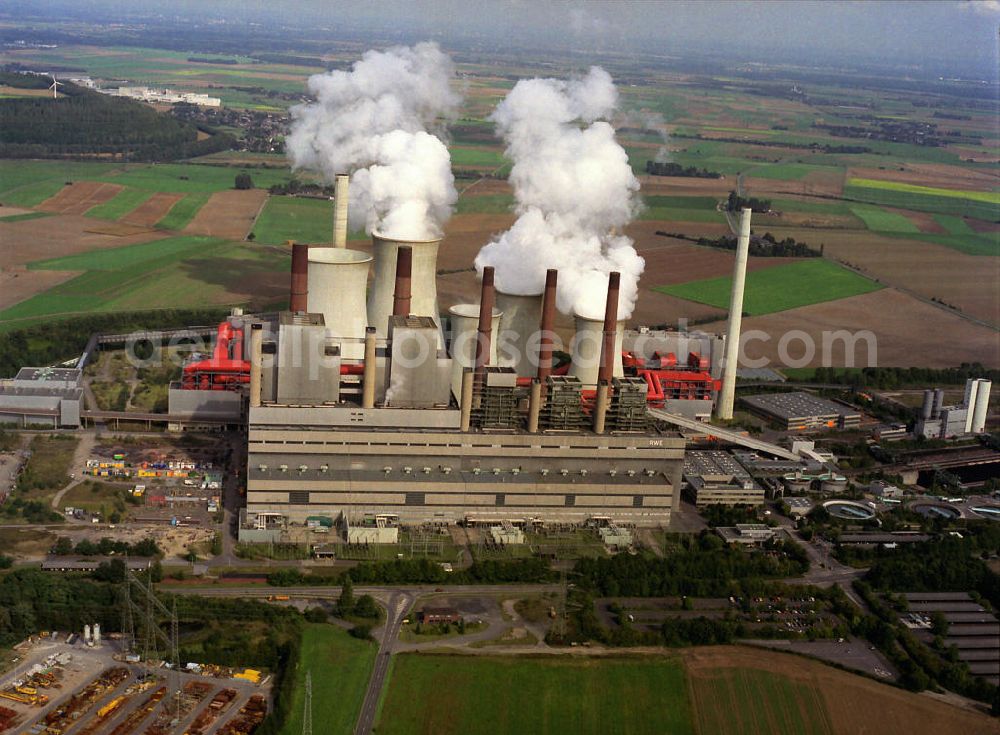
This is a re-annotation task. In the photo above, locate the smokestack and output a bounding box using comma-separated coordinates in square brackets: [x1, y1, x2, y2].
[592, 272, 620, 434]
[362, 327, 376, 409]
[368, 232, 442, 341]
[527, 379, 542, 433]
[474, 267, 496, 390]
[307, 248, 372, 359]
[495, 290, 543, 377]
[289, 242, 309, 313]
[460, 369, 474, 432]
[449, 304, 500, 400]
[333, 174, 349, 247]
[537, 269, 558, 386]
[249, 323, 263, 409]
[393, 245, 413, 317]
[715, 207, 752, 420]
[972, 379, 991, 433]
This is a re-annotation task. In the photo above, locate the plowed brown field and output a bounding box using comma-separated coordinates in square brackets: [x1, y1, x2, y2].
[37, 181, 122, 215]
[121, 192, 184, 226]
[184, 189, 268, 239]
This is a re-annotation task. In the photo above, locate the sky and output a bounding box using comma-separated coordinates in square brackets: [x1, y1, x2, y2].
[6, 0, 1000, 76]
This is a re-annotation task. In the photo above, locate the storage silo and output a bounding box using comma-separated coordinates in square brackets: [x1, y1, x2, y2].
[932, 388, 945, 419]
[495, 290, 543, 377]
[449, 304, 501, 400]
[921, 390, 934, 421]
[307, 247, 372, 359]
[367, 232, 442, 342]
[972, 379, 991, 433]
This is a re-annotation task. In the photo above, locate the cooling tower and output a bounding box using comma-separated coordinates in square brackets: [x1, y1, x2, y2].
[307, 247, 372, 359]
[569, 314, 624, 387]
[716, 207, 752, 420]
[333, 174, 349, 247]
[495, 290, 543, 377]
[963, 379, 979, 433]
[449, 304, 501, 399]
[972, 379, 991, 433]
[368, 232, 441, 341]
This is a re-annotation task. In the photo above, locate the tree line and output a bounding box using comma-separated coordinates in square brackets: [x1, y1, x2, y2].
[727, 191, 772, 213]
[644, 160, 722, 178]
[0, 83, 234, 161]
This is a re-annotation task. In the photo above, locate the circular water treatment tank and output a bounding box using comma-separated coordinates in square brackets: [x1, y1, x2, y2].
[970, 505, 1000, 521]
[911, 503, 961, 520]
[822, 500, 876, 521]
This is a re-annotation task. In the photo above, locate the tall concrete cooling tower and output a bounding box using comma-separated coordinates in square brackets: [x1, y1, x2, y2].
[972, 379, 991, 433]
[333, 174, 349, 248]
[569, 314, 624, 387]
[495, 290, 543, 377]
[308, 247, 372, 359]
[964, 378, 980, 433]
[715, 207, 752, 420]
[449, 303, 500, 399]
[368, 232, 441, 340]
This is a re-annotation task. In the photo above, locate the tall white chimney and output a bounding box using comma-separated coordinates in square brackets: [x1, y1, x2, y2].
[307, 247, 372, 359]
[569, 314, 624, 387]
[448, 303, 500, 400]
[495, 290, 543, 377]
[716, 207, 752, 420]
[333, 174, 349, 248]
[367, 232, 442, 342]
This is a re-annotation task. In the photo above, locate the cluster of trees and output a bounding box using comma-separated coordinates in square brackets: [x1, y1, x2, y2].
[267, 180, 333, 196]
[573, 533, 808, 598]
[335, 577, 379, 619]
[234, 173, 255, 190]
[0, 307, 231, 378]
[52, 535, 160, 557]
[0, 85, 234, 160]
[644, 160, 722, 178]
[0, 498, 62, 524]
[807, 364, 1000, 390]
[694, 232, 821, 258]
[726, 191, 772, 213]
[266, 557, 553, 587]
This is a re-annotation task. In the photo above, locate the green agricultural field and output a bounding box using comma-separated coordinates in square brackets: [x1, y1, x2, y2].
[93, 163, 295, 194]
[844, 182, 997, 221]
[640, 195, 724, 223]
[376, 655, 694, 735]
[771, 199, 855, 215]
[456, 192, 514, 214]
[746, 163, 842, 181]
[932, 214, 975, 235]
[892, 231, 999, 257]
[29, 234, 215, 272]
[252, 196, 333, 245]
[450, 146, 507, 169]
[848, 177, 1000, 204]
[849, 205, 920, 233]
[0, 211, 52, 223]
[279, 624, 377, 735]
[0, 160, 120, 202]
[654, 259, 882, 315]
[155, 192, 210, 230]
[85, 187, 156, 220]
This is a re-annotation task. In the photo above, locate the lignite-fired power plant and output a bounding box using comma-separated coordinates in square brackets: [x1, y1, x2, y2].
[167, 183, 759, 537]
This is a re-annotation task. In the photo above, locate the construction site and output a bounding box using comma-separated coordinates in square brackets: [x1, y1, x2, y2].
[0, 560, 270, 735]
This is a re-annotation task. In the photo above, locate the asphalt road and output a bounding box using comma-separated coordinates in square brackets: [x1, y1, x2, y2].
[354, 590, 413, 735]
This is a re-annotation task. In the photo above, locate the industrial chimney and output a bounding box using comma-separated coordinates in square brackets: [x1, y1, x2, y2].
[971, 379, 991, 433]
[495, 290, 543, 377]
[368, 232, 442, 342]
[333, 174, 349, 247]
[289, 242, 309, 313]
[449, 303, 500, 400]
[715, 207, 752, 420]
[307, 247, 372, 359]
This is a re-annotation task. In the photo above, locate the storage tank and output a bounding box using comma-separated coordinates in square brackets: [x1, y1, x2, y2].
[921, 390, 934, 421]
[569, 314, 624, 387]
[307, 248, 371, 359]
[495, 290, 543, 377]
[972, 379, 991, 433]
[368, 232, 441, 341]
[448, 304, 501, 400]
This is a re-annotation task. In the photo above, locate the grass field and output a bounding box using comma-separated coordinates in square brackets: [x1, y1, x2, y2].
[747, 163, 841, 181]
[932, 214, 975, 235]
[456, 192, 514, 214]
[640, 195, 725, 223]
[849, 205, 921, 233]
[85, 187, 156, 220]
[654, 259, 883, 315]
[375, 655, 694, 735]
[155, 192, 210, 230]
[844, 182, 997, 221]
[450, 146, 506, 168]
[848, 177, 1000, 204]
[0, 211, 52, 223]
[689, 667, 834, 735]
[29, 234, 216, 271]
[251, 195, 333, 245]
[279, 624, 377, 735]
[890, 231, 999, 257]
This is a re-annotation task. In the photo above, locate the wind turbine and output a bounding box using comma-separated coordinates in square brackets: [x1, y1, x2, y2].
[47, 73, 63, 99]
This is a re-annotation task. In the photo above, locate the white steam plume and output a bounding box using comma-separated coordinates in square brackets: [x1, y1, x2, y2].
[474, 67, 643, 320]
[286, 42, 460, 240]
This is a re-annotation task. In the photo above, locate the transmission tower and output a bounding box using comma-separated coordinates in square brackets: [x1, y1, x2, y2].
[303, 670, 313, 735]
[122, 566, 181, 716]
